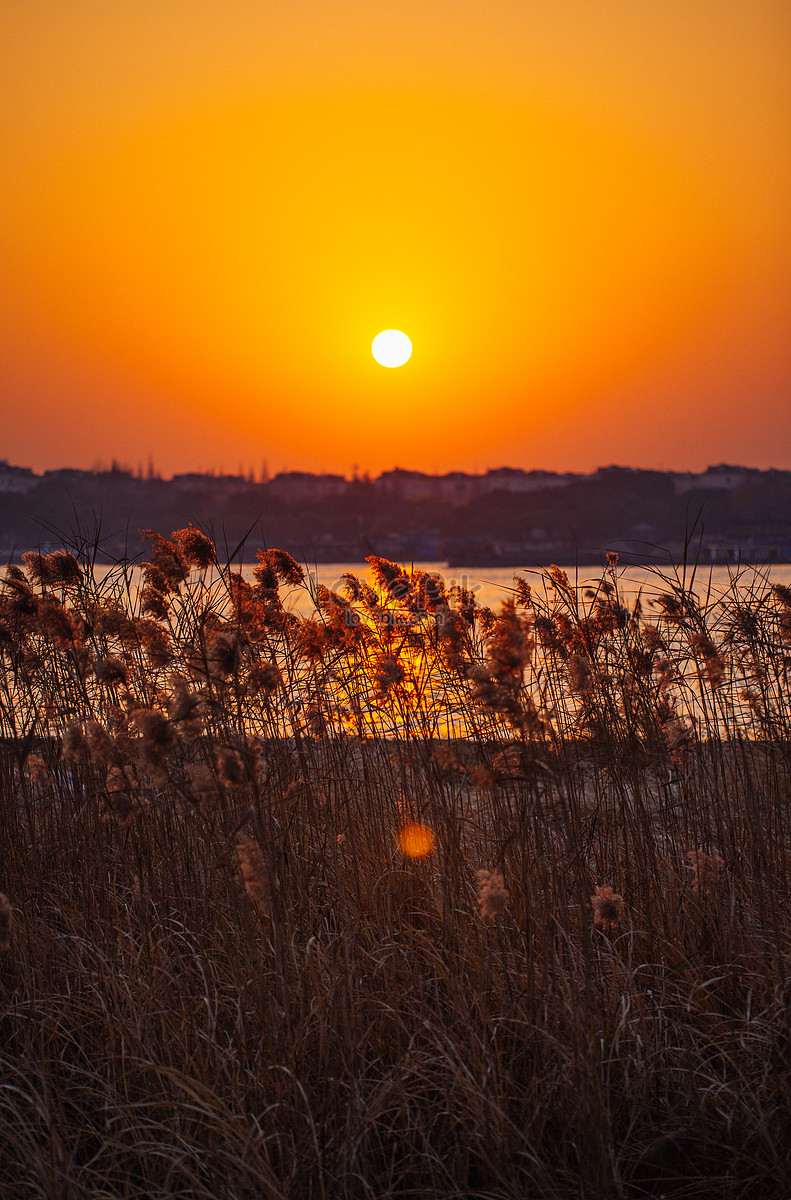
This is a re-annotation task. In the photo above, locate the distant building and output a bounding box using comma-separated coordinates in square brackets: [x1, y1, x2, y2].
[378, 469, 485, 502]
[483, 468, 573, 493]
[434, 472, 479, 502]
[377, 470, 436, 500]
[210, 474, 260, 494]
[172, 472, 260, 494]
[41, 468, 94, 484]
[172, 473, 214, 491]
[0, 460, 38, 494]
[267, 472, 347, 502]
[672, 464, 758, 494]
[95, 465, 135, 483]
[378, 467, 574, 502]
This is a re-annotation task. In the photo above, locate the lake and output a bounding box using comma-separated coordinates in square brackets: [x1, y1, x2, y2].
[279, 560, 791, 616]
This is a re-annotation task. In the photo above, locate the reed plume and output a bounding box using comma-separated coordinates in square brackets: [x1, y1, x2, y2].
[171, 525, 216, 569]
[687, 850, 725, 895]
[476, 869, 508, 917]
[591, 885, 624, 931]
[234, 832, 270, 906]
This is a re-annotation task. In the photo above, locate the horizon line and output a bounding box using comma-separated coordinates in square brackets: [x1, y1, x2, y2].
[0, 459, 779, 485]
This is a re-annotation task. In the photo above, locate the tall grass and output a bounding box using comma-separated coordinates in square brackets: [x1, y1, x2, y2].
[1, 529, 790, 1197]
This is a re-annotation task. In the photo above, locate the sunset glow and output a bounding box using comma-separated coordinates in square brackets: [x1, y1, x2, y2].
[0, 1, 788, 475]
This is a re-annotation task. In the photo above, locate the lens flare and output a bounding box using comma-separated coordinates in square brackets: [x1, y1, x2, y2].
[397, 821, 435, 859]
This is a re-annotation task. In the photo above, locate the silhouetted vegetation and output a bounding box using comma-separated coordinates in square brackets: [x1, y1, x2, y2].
[2, 530, 791, 1196]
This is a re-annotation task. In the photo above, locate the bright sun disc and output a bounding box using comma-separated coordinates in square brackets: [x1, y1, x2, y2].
[372, 329, 412, 367]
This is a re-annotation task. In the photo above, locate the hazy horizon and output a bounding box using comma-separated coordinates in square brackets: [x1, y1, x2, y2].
[5, 454, 791, 481]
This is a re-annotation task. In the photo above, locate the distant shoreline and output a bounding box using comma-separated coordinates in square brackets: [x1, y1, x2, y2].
[3, 460, 790, 566]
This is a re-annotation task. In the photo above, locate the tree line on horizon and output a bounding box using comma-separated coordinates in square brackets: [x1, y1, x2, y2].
[0, 462, 789, 565]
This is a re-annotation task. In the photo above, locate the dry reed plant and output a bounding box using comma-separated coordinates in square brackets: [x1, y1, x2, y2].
[234, 830, 271, 906]
[1, 529, 791, 1197]
[591, 884, 624, 931]
[476, 869, 508, 917]
[686, 849, 725, 896]
[0, 894, 11, 951]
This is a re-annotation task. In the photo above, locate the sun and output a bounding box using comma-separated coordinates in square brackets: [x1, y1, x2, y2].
[372, 329, 412, 368]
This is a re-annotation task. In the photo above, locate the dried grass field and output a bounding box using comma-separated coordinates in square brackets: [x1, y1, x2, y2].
[2, 529, 791, 1198]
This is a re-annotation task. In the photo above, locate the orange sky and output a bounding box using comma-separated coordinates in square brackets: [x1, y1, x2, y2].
[1, 1, 789, 477]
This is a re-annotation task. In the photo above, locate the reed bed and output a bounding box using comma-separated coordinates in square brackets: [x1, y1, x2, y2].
[1, 528, 791, 1198]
